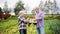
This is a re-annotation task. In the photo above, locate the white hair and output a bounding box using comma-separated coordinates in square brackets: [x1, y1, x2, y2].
[18, 10, 25, 16]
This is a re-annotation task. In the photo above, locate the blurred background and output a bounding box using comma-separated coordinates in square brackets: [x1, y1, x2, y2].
[0, 0, 60, 34]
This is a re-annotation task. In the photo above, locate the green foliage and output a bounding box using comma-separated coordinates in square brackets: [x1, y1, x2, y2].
[49, 20, 60, 34]
[56, 16, 60, 20]
[44, 20, 52, 34]
[0, 16, 18, 34]
[24, 14, 60, 20]
[24, 14, 35, 19]
[0, 15, 60, 34]
[44, 14, 60, 20]
[14, 1, 25, 15]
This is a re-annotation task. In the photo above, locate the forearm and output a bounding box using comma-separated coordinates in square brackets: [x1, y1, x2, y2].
[32, 18, 39, 21]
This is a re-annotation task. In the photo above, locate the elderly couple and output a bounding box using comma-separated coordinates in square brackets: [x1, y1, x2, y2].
[18, 7, 45, 34]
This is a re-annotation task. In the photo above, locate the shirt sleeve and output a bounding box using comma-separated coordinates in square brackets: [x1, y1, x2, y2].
[18, 18, 19, 22]
[18, 18, 20, 26]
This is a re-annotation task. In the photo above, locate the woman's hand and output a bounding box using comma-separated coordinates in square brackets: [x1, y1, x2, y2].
[26, 18, 30, 22]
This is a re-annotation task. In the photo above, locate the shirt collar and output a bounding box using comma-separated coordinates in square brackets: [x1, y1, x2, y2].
[36, 11, 40, 14]
[18, 16, 24, 18]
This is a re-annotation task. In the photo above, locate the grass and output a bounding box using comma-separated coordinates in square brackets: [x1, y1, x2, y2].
[0, 16, 60, 34]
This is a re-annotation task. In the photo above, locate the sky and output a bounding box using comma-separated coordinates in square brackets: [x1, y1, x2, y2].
[0, 0, 60, 9]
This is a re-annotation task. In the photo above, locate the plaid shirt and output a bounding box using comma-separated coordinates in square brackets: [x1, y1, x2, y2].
[18, 17, 26, 29]
[36, 11, 44, 28]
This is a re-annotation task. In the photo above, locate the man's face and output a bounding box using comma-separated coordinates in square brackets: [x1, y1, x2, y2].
[34, 8, 40, 13]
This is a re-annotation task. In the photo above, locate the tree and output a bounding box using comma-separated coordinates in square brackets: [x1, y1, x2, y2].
[0, 7, 3, 13]
[24, 4, 29, 14]
[53, 0, 59, 14]
[8, 8, 12, 13]
[3, 1, 9, 13]
[44, 0, 54, 14]
[39, 0, 59, 15]
[39, 0, 50, 14]
[31, 9, 35, 14]
[14, 0, 25, 15]
[39, 0, 44, 11]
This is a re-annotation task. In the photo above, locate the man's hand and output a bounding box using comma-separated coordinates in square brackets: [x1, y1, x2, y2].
[32, 18, 40, 21]
[32, 19, 36, 21]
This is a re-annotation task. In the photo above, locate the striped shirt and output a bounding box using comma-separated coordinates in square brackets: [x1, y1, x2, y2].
[18, 17, 26, 29]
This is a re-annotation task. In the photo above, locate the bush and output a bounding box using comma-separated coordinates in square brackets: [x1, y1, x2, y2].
[49, 20, 60, 34]
[24, 14, 35, 19]
[44, 15, 57, 20]
[44, 17, 53, 20]
[56, 16, 60, 20]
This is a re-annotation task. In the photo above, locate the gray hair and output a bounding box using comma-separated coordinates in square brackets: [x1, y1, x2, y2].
[34, 7, 40, 10]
